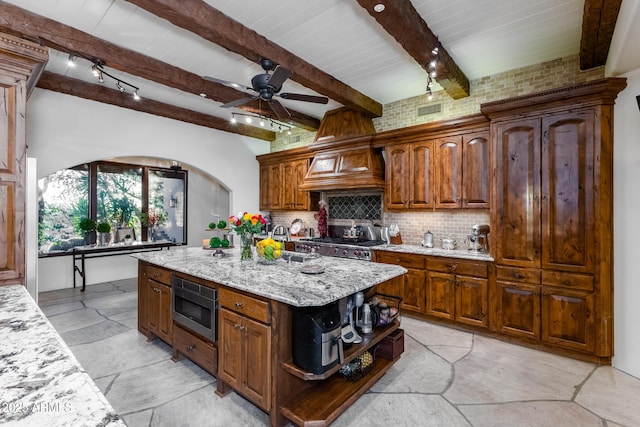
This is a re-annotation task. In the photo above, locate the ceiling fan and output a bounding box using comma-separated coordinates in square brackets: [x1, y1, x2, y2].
[204, 59, 329, 119]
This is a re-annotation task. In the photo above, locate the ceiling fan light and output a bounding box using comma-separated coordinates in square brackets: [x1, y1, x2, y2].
[373, 3, 385, 12]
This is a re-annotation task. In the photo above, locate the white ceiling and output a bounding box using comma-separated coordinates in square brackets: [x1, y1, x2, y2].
[6, 0, 640, 133]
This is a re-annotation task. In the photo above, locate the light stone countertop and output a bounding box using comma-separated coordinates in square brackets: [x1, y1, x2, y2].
[0, 285, 125, 427]
[372, 244, 494, 261]
[133, 247, 407, 307]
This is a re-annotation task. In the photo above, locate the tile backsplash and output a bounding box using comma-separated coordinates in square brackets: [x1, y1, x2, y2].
[270, 207, 490, 246]
[328, 194, 382, 220]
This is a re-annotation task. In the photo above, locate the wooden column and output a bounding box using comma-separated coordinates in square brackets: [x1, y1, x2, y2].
[0, 33, 48, 286]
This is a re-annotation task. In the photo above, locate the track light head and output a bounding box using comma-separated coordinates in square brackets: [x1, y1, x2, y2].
[133, 89, 140, 101]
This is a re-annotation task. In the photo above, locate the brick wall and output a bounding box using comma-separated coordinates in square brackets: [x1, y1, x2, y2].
[268, 54, 604, 244]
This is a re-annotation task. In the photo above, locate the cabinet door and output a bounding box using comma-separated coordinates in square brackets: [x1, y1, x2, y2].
[146, 278, 160, 333]
[462, 132, 490, 208]
[435, 136, 463, 208]
[541, 288, 594, 352]
[410, 141, 434, 208]
[402, 268, 426, 313]
[0, 82, 26, 284]
[219, 308, 244, 390]
[243, 317, 271, 411]
[426, 271, 454, 320]
[293, 160, 310, 210]
[267, 164, 283, 210]
[137, 266, 150, 335]
[494, 120, 541, 268]
[456, 275, 488, 328]
[385, 144, 410, 209]
[157, 283, 173, 343]
[495, 280, 540, 339]
[541, 111, 595, 273]
[282, 162, 296, 209]
[259, 164, 270, 211]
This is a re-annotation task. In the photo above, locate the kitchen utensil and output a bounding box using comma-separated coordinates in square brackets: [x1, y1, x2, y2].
[389, 224, 399, 237]
[466, 224, 490, 252]
[354, 291, 364, 329]
[422, 231, 434, 248]
[441, 238, 457, 250]
[341, 294, 362, 344]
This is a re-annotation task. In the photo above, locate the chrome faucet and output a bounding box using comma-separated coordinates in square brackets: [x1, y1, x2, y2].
[272, 224, 290, 241]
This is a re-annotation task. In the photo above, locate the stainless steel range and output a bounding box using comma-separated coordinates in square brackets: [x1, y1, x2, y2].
[294, 237, 385, 261]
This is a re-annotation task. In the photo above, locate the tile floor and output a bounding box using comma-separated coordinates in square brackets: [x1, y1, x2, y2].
[38, 279, 640, 427]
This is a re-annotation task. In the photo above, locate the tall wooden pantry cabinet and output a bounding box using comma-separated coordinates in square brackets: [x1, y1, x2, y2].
[481, 78, 626, 361]
[0, 33, 48, 286]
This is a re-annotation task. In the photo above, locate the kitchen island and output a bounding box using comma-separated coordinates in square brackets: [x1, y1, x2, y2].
[133, 247, 407, 427]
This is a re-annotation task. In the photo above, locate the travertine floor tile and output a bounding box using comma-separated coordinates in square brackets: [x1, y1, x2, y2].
[40, 301, 85, 316]
[121, 409, 153, 427]
[459, 401, 603, 427]
[47, 307, 106, 333]
[370, 335, 452, 393]
[576, 366, 640, 426]
[334, 394, 470, 426]
[151, 385, 268, 427]
[61, 319, 130, 346]
[70, 329, 172, 379]
[445, 335, 593, 404]
[403, 316, 473, 348]
[103, 359, 214, 414]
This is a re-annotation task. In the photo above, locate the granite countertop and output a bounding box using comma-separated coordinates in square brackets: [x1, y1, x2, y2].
[372, 244, 494, 261]
[133, 247, 407, 307]
[0, 285, 125, 427]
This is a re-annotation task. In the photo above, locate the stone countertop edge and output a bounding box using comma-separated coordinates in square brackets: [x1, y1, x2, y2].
[0, 285, 125, 427]
[133, 247, 407, 307]
[372, 243, 494, 261]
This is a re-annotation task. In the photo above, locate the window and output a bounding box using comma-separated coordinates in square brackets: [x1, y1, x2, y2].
[38, 161, 188, 255]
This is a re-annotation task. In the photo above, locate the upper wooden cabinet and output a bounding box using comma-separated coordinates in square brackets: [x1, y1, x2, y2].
[483, 78, 627, 359]
[435, 132, 490, 208]
[493, 111, 595, 274]
[377, 115, 490, 211]
[0, 34, 48, 286]
[258, 150, 317, 211]
[385, 141, 434, 209]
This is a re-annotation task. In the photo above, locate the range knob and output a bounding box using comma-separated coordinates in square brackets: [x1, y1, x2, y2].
[342, 249, 348, 257]
[354, 250, 362, 256]
[333, 247, 340, 255]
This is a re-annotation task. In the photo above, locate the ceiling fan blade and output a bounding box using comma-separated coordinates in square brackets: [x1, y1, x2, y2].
[279, 93, 329, 104]
[203, 76, 253, 92]
[267, 65, 292, 90]
[269, 99, 291, 119]
[220, 96, 256, 108]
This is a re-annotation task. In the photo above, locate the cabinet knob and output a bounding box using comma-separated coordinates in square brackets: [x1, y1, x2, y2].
[186, 345, 194, 353]
[563, 279, 570, 286]
[448, 264, 457, 272]
[234, 302, 243, 308]
[514, 272, 521, 279]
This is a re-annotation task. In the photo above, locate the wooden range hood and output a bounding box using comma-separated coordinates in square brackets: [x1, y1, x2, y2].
[299, 108, 385, 191]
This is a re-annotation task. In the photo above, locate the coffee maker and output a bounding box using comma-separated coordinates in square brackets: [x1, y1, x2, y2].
[465, 224, 490, 252]
[292, 302, 344, 374]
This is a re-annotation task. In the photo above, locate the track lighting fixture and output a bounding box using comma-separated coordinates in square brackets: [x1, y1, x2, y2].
[67, 51, 142, 101]
[426, 39, 439, 101]
[229, 112, 293, 133]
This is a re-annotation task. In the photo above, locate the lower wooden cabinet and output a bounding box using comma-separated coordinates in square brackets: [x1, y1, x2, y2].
[541, 288, 594, 352]
[172, 324, 217, 375]
[426, 259, 489, 328]
[374, 251, 426, 313]
[495, 280, 541, 340]
[138, 262, 173, 344]
[217, 288, 272, 413]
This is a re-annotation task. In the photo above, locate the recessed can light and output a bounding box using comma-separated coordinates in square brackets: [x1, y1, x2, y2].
[373, 3, 385, 12]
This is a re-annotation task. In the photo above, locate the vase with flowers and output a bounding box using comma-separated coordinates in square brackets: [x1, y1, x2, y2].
[229, 212, 266, 262]
[141, 210, 168, 241]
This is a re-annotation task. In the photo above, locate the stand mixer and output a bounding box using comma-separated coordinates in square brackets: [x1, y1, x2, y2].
[465, 224, 490, 252]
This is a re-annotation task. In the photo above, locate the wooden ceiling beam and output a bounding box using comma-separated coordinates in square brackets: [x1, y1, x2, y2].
[355, 0, 470, 99]
[124, 0, 383, 118]
[37, 71, 275, 141]
[580, 0, 622, 70]
[0, 2, 319, 131]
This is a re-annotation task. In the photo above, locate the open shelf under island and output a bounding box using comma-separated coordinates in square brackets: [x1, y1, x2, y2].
[133, 247, 407, 427]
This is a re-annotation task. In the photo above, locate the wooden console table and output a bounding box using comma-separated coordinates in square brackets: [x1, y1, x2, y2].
[72, 242, 175, 291]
